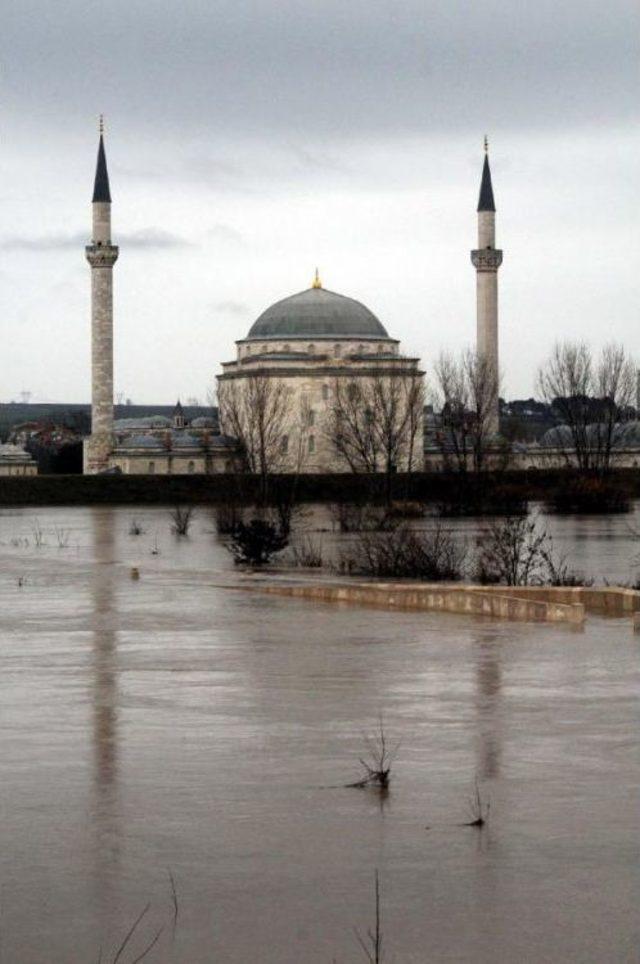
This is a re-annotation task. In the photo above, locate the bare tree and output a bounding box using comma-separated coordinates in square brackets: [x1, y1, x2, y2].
[475, 515, 550, 586]
[217, 373, 291, 498]
[326, 369, 424, 503]
[402, 373, 425, 475]
[433, 349, 502, 473]
[537, 340, 635, 474]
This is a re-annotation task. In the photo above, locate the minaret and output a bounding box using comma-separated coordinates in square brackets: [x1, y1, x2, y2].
[471, 138, 502, 435]
[84, 118, 119, 473]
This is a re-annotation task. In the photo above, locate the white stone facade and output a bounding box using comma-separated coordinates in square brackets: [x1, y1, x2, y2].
[218, 328, 424, 474]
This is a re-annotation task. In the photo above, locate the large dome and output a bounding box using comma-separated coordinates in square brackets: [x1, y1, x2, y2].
[246, 286, 390, 340]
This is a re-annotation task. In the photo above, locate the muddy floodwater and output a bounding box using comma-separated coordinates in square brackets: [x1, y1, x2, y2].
[0, 505, 638, 962]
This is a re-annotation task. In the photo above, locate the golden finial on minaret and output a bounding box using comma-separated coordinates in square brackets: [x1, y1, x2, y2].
[312, 267, 322, 289]
[99, 114, 105, 136]
[484, 134, 489, 154]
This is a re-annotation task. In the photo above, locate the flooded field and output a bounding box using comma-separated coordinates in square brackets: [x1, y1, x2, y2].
[0, 505, 638, 962]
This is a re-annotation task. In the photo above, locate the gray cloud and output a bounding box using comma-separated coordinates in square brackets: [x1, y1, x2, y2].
[4, 1, 638, 141]
[1, 1, 638, 404]
[0, 229, 192, 252]
[120, 229, 193, 249]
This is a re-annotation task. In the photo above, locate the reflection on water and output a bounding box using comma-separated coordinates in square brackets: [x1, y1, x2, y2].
[473, 632, 502, 781]
[0, 505, 638, 963]
[90, 508, 120, 938]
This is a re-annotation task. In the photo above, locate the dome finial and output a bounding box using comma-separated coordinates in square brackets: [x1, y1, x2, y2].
[312, 267, 322, 289]
[484, 134, 488, 154]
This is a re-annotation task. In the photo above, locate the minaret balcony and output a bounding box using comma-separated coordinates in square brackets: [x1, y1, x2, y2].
[85, 243, 119, 267]
[471, 248, 503, 271]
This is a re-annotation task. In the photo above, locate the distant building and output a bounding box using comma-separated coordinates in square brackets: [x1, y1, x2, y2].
[0, 443, 38, 476]
[109, 402, 237, 474]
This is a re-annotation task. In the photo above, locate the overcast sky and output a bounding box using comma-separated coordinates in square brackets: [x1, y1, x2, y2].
[1, 0, 638, 404]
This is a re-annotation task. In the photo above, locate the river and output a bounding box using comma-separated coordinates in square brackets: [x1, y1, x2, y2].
[0, 505, 638, 962]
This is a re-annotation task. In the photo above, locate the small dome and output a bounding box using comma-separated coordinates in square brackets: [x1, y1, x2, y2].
[246, 286, 390, 341]
[613, 421, 640, 449]
[540, 421, 640, 450]
[121, 435, 163, 449]
[172, 434, 200, 448]
[540, 425, 573, 448]
[114, 416, 171, 429]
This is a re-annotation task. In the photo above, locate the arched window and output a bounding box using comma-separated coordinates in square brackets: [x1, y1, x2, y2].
[322, 384, 329, 400]
[358, 344, 364, 354]
[280, 435, 289, 454]
[308, 409, 315, 427]
[148, 461, 155, 474]
[334, 344, 341, 357]
[308, 435, 315, 454]
[283, 344, 290, 353]
[188, 460, 195, 474]
[308, 344, 315, 354]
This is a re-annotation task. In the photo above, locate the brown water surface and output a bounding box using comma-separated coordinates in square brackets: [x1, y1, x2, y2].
[0, 505, 638, 962]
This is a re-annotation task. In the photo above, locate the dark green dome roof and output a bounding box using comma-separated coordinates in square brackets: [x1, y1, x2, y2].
[246, 286, 390, 340]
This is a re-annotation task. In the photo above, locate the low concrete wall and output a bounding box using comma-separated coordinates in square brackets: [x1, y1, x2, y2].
[465, 584, 640, 614]
[256, 581, 585, 624]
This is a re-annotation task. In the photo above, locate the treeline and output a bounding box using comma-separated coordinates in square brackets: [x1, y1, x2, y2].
[2, 468, 639, 508]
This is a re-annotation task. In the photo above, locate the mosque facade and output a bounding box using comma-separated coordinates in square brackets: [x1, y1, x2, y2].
[217, 275, 424, 473]
[81, 129, 504, 476]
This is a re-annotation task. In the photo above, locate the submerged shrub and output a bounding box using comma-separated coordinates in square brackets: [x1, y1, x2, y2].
[340, 524, 466, 580]
[330, 502, 397, 533]
[474, 514, 592, 587]
[474, 515, 549, 586]
[289, 535, 323, 568]
[170, 505, 194, 535]
[387, 500, 425, 519]
[228, 518, 289, 566]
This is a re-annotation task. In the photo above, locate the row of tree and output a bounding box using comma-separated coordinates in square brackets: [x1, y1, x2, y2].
[217, 340, 637, 488]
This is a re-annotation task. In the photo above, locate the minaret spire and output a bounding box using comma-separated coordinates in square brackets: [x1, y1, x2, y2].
[477, 140, 496, 212]
[471, 137, 502, 435]
[92, 118, 112, 203]
[84, 121, 119, 474]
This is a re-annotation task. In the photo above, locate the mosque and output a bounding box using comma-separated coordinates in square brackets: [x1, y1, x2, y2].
[83, 127, 502, 475]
